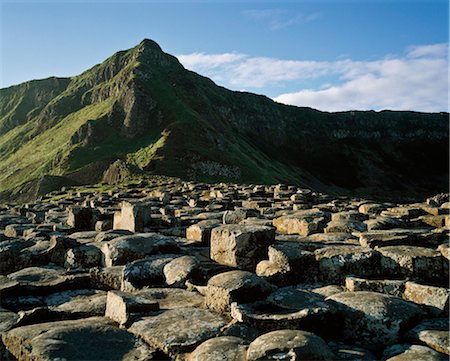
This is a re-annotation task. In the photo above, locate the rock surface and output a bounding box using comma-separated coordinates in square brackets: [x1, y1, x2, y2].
[0, 181, 448, 360]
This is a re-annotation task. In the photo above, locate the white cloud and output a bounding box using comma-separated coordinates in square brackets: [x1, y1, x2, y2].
[242, 8, 320, 30]
[176, 52, 246, 70]
[406, 43, 448, 59]
[177, 43, 449, 112]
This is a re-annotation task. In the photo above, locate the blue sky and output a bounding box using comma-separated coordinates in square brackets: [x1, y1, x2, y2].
[1, 0, 448, 111]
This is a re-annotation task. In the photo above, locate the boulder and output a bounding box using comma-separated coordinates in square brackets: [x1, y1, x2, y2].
[345, 276, 405, 297]
[272, 209, 329, 236]
[101, 233, 179, 267]
[189, 336, 247, 361]
[205, 270, 275, 314]
[314, 246, 379, 283]
[105, 290, 159, 326]
[129, 307, 226, 355]
[2, 316, 159, 360]
[403, 281, 449, 313]
[231, 286, 336, 335]
[186, 220, 220, 244]
[246, 329, 335, 360]
[404, 318, 449, 355]
[210, 225, 275, 271]
[326, 291, 424, 350]
[121, 254, 179, 291]
[378, 246, 448, 283]
[163, 255, 200, 287]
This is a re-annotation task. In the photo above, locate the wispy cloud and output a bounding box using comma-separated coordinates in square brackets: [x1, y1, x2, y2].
[177, 43, 448, 112]
[242, 8, 320, 30]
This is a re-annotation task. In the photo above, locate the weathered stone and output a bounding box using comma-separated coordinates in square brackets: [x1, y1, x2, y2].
[326, 291, 424, 350]
[378, 246, 448, 283]
[47, 289, 107, 317]
[345, 276, 405, 297]
[125, 288, 204, 310]
[163, 255, 200, 287]
[0, 308, 18, 332]
[223, 209, 260, 224]
[359, 229, 444, 248]
[90, 266, 124, 290]
[383, 344, 447, 361]
[358, 203, 389, 215]
[121, 254, 179, 291]
[65, 244, 102, 269]
[101, 233, 179, 267]
[2, 316, 159, 360]
[315, 246, 379, 283]
[113, 201, 154, 232]
[438, 241, 449, 260]
[105, 290, 159, 326]
[129, 307, 226, 355]
[210, 225, 275, 271]
[325, 219, 367, 233]
[2, 266, 90, 298]
[4, 224, 34, 237]
[231, 286, 335, 334]
[381, 206, 427, 219]
[273, 209, 329, 236]
[186, 220, 220, 244]
[189, 336, 247, 361]
[256, 242, 317, 285]
[364, 217, 405, 231]
[404, 318, 449, 355]
[205, 270, 275, 314]
[403, 281, 449, 313]
[246, 329, 335, 360]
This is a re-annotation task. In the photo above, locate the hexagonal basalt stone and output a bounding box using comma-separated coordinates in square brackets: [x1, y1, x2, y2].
[326, 291, 424, 350]
[205, 270, 275, 314]
[210, 225, 275, 271]
[189, 336, 247, 361]
[2, 317, 159, 360]
[129, 307, 226, 355]
[378, 246, 448, 283]
[246, 329, 335, 360]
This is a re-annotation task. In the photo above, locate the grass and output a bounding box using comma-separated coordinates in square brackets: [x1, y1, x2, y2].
[0, 98, 114, 190]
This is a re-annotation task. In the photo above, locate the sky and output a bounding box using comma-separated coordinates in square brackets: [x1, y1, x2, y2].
[0, 0, 448, 112]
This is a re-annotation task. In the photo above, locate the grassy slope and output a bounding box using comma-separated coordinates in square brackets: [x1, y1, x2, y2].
[0, 99, 114, 191]
[0, 39, 447, 201]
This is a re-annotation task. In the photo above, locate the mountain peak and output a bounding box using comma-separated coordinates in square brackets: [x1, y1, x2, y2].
[133, 38, 180, 68]
[137, 38, 163, 52]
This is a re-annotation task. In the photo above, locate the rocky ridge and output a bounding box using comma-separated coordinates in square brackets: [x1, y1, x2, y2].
[0, 39, 448, 201]
[0, 176, 448, 360]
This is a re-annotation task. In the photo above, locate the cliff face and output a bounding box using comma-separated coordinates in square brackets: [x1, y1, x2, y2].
[0, 39, 448, 201]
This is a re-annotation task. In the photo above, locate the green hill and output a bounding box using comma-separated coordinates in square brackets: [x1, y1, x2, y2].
[0, 39, 448, 201]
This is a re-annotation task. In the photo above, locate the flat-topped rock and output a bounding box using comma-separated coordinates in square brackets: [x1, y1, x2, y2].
[273, 209, 329, 236]
[231, 286, 335, 334]
[101, 233, 179, 267]
[129, 307, 226, 355]
[246, 329, 335, 360]
[121, 254, 179, 291]
[404, 318, 449, 355]
[189, 336, 247, 361]
[327, 291, 424, 350]
[345, 276, 405, 297]
[210, 225, 275, 271]
[205, 270, 275, 314]
[378, 246, 448, 283]
[314, 245, 379, 282]
[2, 316, 159, 360]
